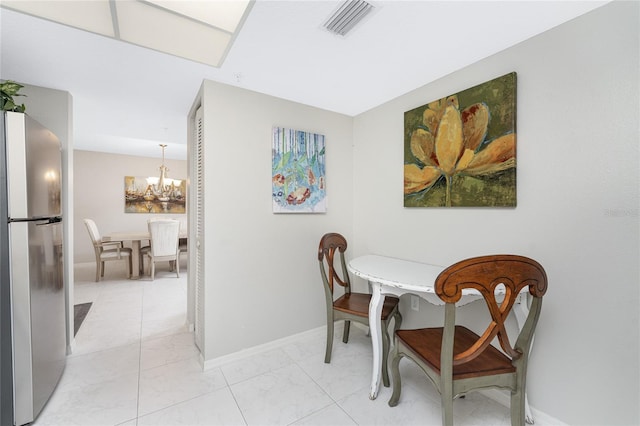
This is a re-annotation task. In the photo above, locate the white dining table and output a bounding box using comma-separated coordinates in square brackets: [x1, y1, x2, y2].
[347, 254, 534, 423]
[102, 231, 187, 279]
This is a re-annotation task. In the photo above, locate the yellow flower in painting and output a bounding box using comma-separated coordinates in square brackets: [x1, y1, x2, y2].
[404, 96, 515, 206]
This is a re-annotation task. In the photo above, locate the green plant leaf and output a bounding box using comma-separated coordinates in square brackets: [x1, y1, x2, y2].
[2, 100, 16, 111]
[0, 81, 24, 96]
[1, 80, 27, 112]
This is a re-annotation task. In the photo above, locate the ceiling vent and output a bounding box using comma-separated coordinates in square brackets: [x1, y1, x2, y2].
[323, 0, 374, 36]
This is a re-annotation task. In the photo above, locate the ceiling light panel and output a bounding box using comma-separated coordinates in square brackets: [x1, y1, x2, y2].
[144, 0, 251, 33]
[116, 0, 231, 66]
[1, 0, 253, 68]
[1, 0, 115, 37]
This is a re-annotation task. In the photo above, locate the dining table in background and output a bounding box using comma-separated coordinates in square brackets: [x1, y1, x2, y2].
[102, 230, 187, 279]
[347, 254, 535, 424]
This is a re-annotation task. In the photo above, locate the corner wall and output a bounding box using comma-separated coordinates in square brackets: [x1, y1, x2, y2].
[352, 2, 639, 424]
[198, 81, 354, 360]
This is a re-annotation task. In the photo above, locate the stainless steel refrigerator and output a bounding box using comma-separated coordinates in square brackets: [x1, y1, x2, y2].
[0, 111, 66, 426]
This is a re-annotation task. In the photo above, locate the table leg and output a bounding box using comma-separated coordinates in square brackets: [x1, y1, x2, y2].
[131, 240, 141, 279]
[514, 295, 534, 425]
[368, 282, 384, 400]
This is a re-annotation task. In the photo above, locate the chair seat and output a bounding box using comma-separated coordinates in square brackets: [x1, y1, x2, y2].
[333, 293, 400, 320]
[396, 326, 516, 380]
[100, 248, 132, 260]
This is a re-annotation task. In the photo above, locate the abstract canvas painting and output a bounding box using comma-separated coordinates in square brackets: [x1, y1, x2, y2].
[404, 72, 517, 207]
[272, 127, 326, 213]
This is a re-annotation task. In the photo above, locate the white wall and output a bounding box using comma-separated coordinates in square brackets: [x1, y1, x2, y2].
[73, 150, 187, 263]
[352, 2, 639, 425]
[20, 83, 75, 353]
[198, 81, 354, 360]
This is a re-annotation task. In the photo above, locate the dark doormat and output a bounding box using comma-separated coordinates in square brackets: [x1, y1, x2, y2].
[74, 302, 92, 336]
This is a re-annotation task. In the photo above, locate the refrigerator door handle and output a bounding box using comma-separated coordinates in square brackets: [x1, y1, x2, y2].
[36, 217, 62, 225]
[8, 216, 62, 224]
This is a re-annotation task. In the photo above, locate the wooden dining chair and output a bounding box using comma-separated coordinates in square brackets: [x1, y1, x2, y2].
[388, 255, 548, 426]
[144, 219, 180, 280]
[83, 218, 132, 282]
[318, 233, 402, 387]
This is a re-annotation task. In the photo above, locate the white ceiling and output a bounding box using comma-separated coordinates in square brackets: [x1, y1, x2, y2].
[0, 0, 608, 160]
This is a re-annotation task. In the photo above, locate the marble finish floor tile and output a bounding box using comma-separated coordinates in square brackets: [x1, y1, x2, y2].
[281, 327, 327, 362]
[140, 330, 199, 370]
[43, 263, 543, 426]
[72, 315, 143, 356]
[34, 372, 139, 426]
[220, 347, 295, 385]
[291, 404, 357, 426]
[137, 387, 246, 426]
[138, 357, 228, 416]
[337, 384, 445, 426]
[230, 364, 333, 425]
[59, 343, 140, 392]
[297, 348, 374, 401]
[141, 314, 190, 341]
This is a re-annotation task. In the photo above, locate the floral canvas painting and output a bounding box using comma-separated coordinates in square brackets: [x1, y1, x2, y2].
[404, 72, 517, 207]
[272, 127, 326, 213]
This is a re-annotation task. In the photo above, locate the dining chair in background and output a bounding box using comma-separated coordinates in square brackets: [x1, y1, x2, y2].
[388, 255, 548, 426]
[317, 232, 402, 387]
[140, 218, 186, 273]
[178, 237, 188, 261]
[139, 239, 150, 275]
[138, 218, 157, 274]
[83, 218, 132, 282]
[176, 217, 187, 265]
[143, 219, 180, 280]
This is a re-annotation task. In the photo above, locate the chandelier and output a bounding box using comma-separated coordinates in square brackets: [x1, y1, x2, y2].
[146, 144, 181, 202]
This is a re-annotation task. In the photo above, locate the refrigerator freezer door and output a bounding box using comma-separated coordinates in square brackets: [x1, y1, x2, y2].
[5, 112, 62, 220]
[10, 219, 65, 426]
[0, 112, 15, 426]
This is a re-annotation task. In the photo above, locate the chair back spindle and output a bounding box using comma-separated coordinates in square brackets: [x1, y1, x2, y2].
[435, 255, 547, 365]
[318, 232, 351, 294]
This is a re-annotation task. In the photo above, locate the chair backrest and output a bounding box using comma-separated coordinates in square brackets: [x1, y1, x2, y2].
[84, 219, 101, 247]
[435, 255, 548, 366]
[317, 233, 351, 295]
[148, 219, 180, 257]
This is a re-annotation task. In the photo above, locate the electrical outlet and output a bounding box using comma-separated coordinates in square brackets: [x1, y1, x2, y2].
[411, 295, 419, 311]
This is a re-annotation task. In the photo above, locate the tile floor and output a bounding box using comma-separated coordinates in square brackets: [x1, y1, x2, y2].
[34, 260, 556, 426]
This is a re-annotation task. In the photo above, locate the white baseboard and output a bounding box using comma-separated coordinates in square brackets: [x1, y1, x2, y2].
[201, 326, 326, 370]
[479, 388, 568, 425]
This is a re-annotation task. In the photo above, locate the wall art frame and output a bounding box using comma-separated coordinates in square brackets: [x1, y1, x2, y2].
[404, 72, 517, 207]
[124, 175, 186, 214]
[272, 127, 326, 213]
